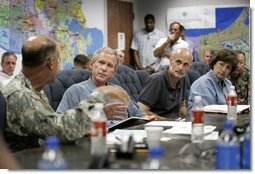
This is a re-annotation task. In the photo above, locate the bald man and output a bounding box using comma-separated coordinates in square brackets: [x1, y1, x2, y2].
[138, 48, 193, 119]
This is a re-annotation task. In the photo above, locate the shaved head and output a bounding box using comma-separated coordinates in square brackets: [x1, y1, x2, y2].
[22, 35, 58, 68]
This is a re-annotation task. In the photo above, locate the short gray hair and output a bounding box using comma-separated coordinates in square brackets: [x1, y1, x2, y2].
[91, 47, 119, 68]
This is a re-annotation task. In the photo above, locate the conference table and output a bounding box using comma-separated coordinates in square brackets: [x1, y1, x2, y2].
[13, 112, 250, 170]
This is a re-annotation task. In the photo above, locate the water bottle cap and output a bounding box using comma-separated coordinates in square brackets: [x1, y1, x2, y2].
[223, 120, 234, 130]
[94, 103, 104, 109]
[149, 145, 164, 158]
[45, 136, 59, 148]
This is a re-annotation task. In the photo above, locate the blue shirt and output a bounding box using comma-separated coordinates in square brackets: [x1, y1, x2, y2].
[57, 77, 145, 126]
[188, 70, 233, 113]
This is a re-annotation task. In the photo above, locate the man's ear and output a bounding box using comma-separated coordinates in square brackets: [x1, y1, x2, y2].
[89, 62, 93, 69]
[47, 59, 53, 70]
[90, 61, 94, 68]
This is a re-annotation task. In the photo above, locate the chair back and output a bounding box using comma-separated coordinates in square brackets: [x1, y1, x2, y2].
[43, 69, 120, 111]
[114, 65, 147, 101]
[190, 62, 210, 76]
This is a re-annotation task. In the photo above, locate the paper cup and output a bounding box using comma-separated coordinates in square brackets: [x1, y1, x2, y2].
[145, 126, 163, 148]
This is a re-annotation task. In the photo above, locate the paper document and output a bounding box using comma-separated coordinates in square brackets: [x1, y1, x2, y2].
[163, 123, 216, 135]
[204, 131, 219, 140]
[145, 121, 189, 128]
[107, 129, 147, 145]
[203, 105, 250, 114]
[145, 121, 216, 136]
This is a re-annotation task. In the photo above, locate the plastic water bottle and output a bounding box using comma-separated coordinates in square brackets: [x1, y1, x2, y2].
[90, 103, 107, 156]
[191, 96, 204, 143]
[242, 125, 250, 169]
[142, 145, 169, 169]
[37, 136, 68, 169]
[227, 86, 237, 121]
[216, 120, 240, 169]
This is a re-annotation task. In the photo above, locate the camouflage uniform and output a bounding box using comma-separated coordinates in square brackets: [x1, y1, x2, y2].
[230, 68, 250, 104]
[2, 72, 109, 151]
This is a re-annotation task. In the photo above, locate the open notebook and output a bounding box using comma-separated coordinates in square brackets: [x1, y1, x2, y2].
[203, 105, 250, 114]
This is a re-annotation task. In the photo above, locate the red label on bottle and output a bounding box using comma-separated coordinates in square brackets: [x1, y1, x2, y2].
[91, 121, 107, 137]
[227, 96, 237, 106]
[192, 110, 204, 123]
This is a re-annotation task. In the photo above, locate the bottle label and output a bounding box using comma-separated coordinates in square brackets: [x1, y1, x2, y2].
[227, 96, 237, 106]
[91, 121, 107, 137]
[192, 110, 204, 123]
[216, 143, 240, 169]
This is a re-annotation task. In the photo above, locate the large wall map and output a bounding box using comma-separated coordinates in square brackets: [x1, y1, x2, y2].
[167, 6, 250, 69]
[0, 0, 103, 69]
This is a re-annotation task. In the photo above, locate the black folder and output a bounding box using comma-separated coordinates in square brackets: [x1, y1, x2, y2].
[108, 117, 150, 132]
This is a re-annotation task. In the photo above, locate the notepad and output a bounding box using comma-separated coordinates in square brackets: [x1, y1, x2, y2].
[203, 105, 250, 114]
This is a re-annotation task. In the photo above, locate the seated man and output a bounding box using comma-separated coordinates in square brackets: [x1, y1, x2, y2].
[188, 48, 238, 112]
[2, 35, 133, 151]
[138, 48, 193, 119]
[229, 50, 250, 104]
[0, 51, 17, 89]
[57, 47, 152, 126]
[115, 49, 125, 64]
[73, 54, 91, 70]
[202, 49, 214, 65]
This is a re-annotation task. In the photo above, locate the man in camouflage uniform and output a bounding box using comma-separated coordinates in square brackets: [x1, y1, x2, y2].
[2, 35, 129, 151]
[229, 50, 250, 104]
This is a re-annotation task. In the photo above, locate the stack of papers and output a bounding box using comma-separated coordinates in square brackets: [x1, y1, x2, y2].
[203, 105, 250, 114]
[107, 121, 219, 146]
[163, 123, 216, 135]
[107, 129, 147, 145]
[145, 121, 217, 140]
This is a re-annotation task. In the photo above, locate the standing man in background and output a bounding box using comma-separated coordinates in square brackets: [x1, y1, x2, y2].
[153, 21, 189, 71]
[131, 14, 165, 73]
[0, 51, 17, 89]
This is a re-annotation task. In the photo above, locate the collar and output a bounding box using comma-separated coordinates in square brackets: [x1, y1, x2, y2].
[163, 67, 182, 90]
[209, 70, 227, 88]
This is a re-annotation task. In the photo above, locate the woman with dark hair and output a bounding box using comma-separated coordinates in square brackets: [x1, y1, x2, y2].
[187, 48, 238, 112]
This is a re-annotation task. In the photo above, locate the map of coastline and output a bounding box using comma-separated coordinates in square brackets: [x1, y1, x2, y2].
[185, 7, 250, 68]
